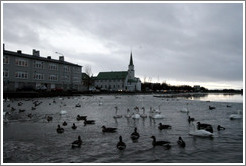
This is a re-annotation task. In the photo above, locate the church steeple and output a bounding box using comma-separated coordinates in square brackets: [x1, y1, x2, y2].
[129, 51, 133, 66]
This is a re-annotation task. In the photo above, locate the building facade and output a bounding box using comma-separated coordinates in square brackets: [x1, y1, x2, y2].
[94, 52, 141, 92]
[3, 46, 82, 92]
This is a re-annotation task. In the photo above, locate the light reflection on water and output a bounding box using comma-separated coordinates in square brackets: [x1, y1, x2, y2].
[189, 93, 243, 103]
[3, 94, 243, 163]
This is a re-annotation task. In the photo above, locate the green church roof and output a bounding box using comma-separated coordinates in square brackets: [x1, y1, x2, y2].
[96, 71, 128, 80]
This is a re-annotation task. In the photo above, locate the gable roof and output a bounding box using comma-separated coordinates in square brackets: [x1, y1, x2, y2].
[96, 71, 128, 80]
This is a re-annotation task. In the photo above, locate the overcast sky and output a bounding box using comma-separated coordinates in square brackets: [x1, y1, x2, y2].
[2, 2, 244, 90]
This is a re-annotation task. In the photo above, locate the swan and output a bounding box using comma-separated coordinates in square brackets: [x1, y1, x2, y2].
[60, 110, 67, 115]
[229, 110, 242, 120]
[131, 107, 140, 119]
[140, 107, 147, 118]
[124, 109, 131, 118]
[113, 106, 122, 118]
[180, 108, 189, 113]
[117, 136, 126, 150]
[189, 122, 213, 137]
[152, 112, 165, 119]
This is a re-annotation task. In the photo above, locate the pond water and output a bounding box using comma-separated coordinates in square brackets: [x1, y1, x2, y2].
[2, 94, 244, 164]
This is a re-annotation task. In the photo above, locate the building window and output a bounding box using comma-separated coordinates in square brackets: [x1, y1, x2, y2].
[3, 55, 9, 64]
[34, 61, 44, 69]
[3, 69, 9, 78]
[34, 73, 44, 80]
[62, 75, 70, 81]
[73, 66, 80, 73]
[15, 71, 28, 79]
[49, 74, 58, 81]
[73, 76, 79, 83]
[49, 63, 58, 70]
[64, 66, 70, 72]
[15, 58, 28, 67]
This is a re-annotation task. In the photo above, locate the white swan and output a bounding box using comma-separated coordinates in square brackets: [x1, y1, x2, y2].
[113, 106, 122, 118]
[180, 108, 189, 113]
[140, 107, 147, 118]
[131, 107, 140, 119]
[125, 109, 131, 118]
[60, 110, 67, 115]
[229, 110, 242, 120]
[152, 112, 165, 119]
[189, 122, 213, 137]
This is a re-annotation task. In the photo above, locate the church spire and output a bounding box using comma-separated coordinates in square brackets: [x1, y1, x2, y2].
[129, 51, 133, 66]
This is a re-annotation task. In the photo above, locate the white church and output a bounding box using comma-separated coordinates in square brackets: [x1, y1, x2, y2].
[93, 52, 141, 92]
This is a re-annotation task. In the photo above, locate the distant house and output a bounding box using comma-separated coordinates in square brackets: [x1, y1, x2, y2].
[3, 45, 82, 92]
[93, 52, 141, 92]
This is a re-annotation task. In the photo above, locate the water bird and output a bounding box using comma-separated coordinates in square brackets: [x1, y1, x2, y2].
[72, 123, 77, 130]
[84, 118, 95, 125]
[27, 113, 33, 118]
[150, 136, 171, 148]
[189, 122, 213, 137]
[125, 109, 131, 118]
[46, 116, 53, 122]
[177, 136, 186, 148]
[131, 127, 140, 141]
[31, 107, 36, 110]
[197, 122, 213, 133]
[11, 107, 16, 111]
[75, 103, 81, 107]
[180, 108, 189, 113]
[19, 109, 25, 113]
[140, 107, 147, 118]
[60, 110, 67, 115]
[217, 125, 225, 131]
[188, 116, 195, 123]
[113, 106, 122, 118]
[77, 115, 87, 121]
[57, 125, 64, 133]
[63, 121, 68, 126]
[18, 102, 23, 106]
[101, 125, 117, 133]
[117, 136, 126, 150]
[152, 112, 165, 119]
[226, 105, 232, 108]
[158, 123, 172, 130]
[131, 107, 140, 119]
[209, 106, 216, 110]
[72, 136, 82, 148]
[229, 110, 242, 120]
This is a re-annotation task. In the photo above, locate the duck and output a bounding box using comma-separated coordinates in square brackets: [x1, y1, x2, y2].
[63, 121, 68, 126]
[84, 118, 95, 125]
[158, 123, 172, 130]
[217, 125, 225, 131]
[77, 115, 87, 121]
[140, 107, 147, 118]
[125, 109, 131, 118]
[131, 127, 140, 141]
[150, 136, 171, 148]
[189, 122, 213, 137]
[46, 116, 53, 122]
[101, 125, 117, 133]
[116, 136, 126, 150]
[229, 110, 242, 120]
[197, 122, 213, 133]
[188, 116, 195, 123]
[177, 136, 186, 148]
[113, 106, 122, 118]
[75, 103, 81, 107]
[209, 106, 216, 110]
[71, 136, 82, 148]
[19, 109, 25, 113]
[72, 123, 77, 130]
[56, 125, 64, 133]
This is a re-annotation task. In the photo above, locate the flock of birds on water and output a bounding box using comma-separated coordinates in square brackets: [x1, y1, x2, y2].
[3, 96, 243, 151]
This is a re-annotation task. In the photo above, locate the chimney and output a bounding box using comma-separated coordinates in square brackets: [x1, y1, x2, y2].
[17, 50, 22, 54]
[59, 56, 64, 61]
[33, 49, 40, 57]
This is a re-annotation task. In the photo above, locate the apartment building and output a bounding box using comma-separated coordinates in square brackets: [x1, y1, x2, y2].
[3, 46, 82, 92]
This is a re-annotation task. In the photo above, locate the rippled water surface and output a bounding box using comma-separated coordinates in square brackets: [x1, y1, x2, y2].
[2, 94, 244, 163]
